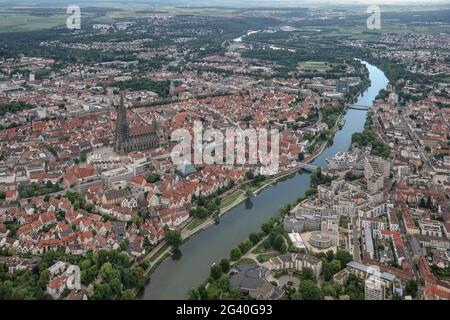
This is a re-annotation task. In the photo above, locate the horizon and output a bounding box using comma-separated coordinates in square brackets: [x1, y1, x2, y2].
[1, 0, 450, 6]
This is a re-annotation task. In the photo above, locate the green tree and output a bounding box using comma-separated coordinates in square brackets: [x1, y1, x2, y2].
[110, 277, 122, 296]
[238, 240, 253, 254]
[219, 259, 230, 274]
[188, 288, 200, 300]
[94, 283, 113, 300]
[298, 280, 322, 300]
[321, 283, 337, 298]
[300, 267, 315, 281]
[38, 270, 50, 289]
[164, 226, 182, 249]
[230, 247, 242, 261]
[330, 259, 342, 274]
[249, 232, 261, 245]
[326, 250, 334, 262]
[210, 264, 222, 280]
[405, 279, 418, 298]
[335, 250, 352, 267]
[261, 219, 276, 234]
[120, 289, 135, 300]
[322, 261, 335, 281]
[273, 234, 287, 253]
[146, 173, 161, 183]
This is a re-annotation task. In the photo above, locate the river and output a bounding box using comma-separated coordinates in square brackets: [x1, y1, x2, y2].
[138, 61, 389, 300]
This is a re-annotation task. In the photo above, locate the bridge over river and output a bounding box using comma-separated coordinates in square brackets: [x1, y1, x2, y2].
[348, 104, 371, 110]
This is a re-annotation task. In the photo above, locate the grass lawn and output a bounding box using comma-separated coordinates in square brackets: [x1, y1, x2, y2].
[303, 61, 327, 68]
[148, 243, 170, 263]
[256, 253, 279, 263]
[219, 189, 244, 209]
[233, 258, 258, 266]
[273, 270, 289, 279]
[252, 240, 271, 254]
[186, 217, 207, 231]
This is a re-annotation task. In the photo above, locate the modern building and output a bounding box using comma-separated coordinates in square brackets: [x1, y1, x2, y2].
[269, 253, 322, 279]
[364, 156, 391, 193]
[229, 264, 284, 300]
[365, 277, 386, 300]
[345, 261, 402, 299]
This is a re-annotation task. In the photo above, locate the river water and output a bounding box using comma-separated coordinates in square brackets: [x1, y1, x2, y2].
[139, 61, 388, 300]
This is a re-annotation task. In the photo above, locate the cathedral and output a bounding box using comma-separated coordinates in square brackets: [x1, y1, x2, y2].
[114, 94, 162, 154]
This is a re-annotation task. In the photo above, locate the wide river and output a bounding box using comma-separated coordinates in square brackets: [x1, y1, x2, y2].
[139, 61, 389, 300]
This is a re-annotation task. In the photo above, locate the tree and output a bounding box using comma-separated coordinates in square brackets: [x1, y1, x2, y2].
[279, 204, 292, 216]
[300, 267, 315, 281]
[146, 173, 161, 183]
[291, 291, 303, 300]
[344, 273, 365, 300]
[298, 280, 322, 300]
[121, 289, 135, 300]
[188, 288, 200, 300]
[217, 275, 230, 291]
[38, 270, 50, 289]
[119, 239, 129, 251]
[81, 265, 98, 285]
[222, 288, 241, 300]
[80, 151, 87, 162]
[420, 197, 426, 208]
[405, 279, 418, 298]
[335, 250, 352, 267]
[94, 283, 113, 300]
[164, 226, 182, 249]
[322, 261, 335, 281]
[330, 259, 342, 274]
[426, 196, 432, 209]
[321, 283, 337, 298]
[110, 277, 122, 296]
[261, 218, 276, 234]
[238, 240, 253, 254]
[197, 285, 208, 300]
[326, 250, 334, 262]
[249, 232, 261, 245]
[230, 247, 242, 261]
[219, 259, 230, 274]
[273, 234, 286, 253]
[196, 207, 208, 219]
[210, 264, 222, 280]
[99, 262, 120, 283]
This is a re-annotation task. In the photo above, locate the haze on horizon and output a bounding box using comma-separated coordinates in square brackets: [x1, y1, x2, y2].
[3, 0, 450, 5]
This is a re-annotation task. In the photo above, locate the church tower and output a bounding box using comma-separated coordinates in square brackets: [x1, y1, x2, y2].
[114, 93, 129, 154]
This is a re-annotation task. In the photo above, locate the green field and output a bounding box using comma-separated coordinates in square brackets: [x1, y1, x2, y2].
[148, 243, 170, 263]
[0, 13, 66, 32]
[219, 189, 244, 210]
[186, 217, 208, 231]
[299, 61, 330, 71]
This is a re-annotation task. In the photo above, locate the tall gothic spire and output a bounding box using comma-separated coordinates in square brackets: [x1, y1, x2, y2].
[114, 92, 129, 153]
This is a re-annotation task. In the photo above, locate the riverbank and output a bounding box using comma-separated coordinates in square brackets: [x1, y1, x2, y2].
[134, 91, 353, 299]
[138, 60, 387, 300]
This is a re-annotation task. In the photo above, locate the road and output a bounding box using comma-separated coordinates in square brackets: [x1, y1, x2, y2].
[352, 216, 362, 263]
[401, 113, 432, 171]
